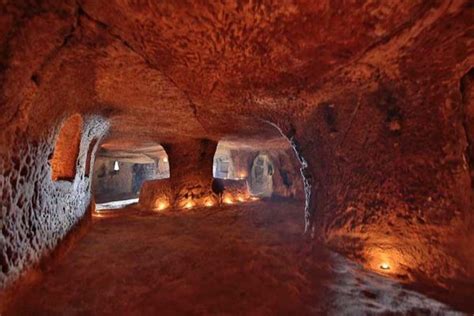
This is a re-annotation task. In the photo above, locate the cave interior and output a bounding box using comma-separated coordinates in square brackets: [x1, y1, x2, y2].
[0, 1, 473, 315]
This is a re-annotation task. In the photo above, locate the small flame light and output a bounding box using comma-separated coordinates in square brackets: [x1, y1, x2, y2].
[380, 263, 390, 270]
[223, 197, 233, 204]
[184, 201, 194, 209]
[156, 201, 168, 211]
[237, 195, 246, 202]
[205, 200, 214, 207]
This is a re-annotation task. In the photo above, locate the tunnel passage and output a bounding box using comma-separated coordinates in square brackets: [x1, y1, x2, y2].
[0, 1, 473, 313]
[211, 140, 305, 203]
[91, 143, 170, 209]
[137, 136, 305, 210]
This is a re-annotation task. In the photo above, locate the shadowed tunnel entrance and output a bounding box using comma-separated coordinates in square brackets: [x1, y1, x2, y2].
[92, 143, 170, 210]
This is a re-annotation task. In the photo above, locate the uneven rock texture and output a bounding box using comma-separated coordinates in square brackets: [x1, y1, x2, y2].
[2, 201, 469, 315]
[213, 178, 249, 203]
[92, 157, 158, 203]
[92, 158, 135, 203]
[462, 69, 474, 185]
[227, 149, 255, 179]
[265, 149, 304, 200]
[141, 139, 220, 209]
[50, 114, 83, 181]
[0, 115, 108, 289]
[0, 0, 473, 299]
[167, 139, 219, 208]
[228, 147, 304, 199]
[139, 179, 173, 211]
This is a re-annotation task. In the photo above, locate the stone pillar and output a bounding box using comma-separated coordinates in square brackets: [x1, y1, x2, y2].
[139, 138, 218, 209]
[166, 138, 218, 208]
[139, 139, 218, 209]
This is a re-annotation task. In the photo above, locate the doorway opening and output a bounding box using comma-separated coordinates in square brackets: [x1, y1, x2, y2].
[212, 140, 304, 204]
[248, 154, 274, 198]
[91, 143, 170, 210]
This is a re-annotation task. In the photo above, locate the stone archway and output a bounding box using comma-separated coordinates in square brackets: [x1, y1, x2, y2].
[249, 154, 274, 197]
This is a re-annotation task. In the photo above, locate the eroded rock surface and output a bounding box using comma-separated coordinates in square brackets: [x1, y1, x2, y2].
[0, 115, 108, 288]
[0, 0, 473, 304]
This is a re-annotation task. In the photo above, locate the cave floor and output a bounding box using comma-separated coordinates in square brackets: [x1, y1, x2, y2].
[4, 200, 463, 315]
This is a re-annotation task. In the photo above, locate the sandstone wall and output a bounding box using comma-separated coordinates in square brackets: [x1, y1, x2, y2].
[139, 179, 173, 210]
[272, 75, 474, 286]
[229, 149, 304, 200]
[0, 0, 472, 297]
[267, 150, 305, 200]
[0, 115, 108, 289]
[92, 158, 135, 203]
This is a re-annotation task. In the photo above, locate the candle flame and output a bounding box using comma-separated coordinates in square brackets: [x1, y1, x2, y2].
[156, 201, 168, 211]
[380, 262, 390, 270]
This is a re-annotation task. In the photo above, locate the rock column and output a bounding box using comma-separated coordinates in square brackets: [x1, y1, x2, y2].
[140, 138, 218, 209]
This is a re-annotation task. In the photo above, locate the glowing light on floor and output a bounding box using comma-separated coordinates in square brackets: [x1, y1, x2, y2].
[237, 195, 246, 202]
[205, 200, 214, 207]
[96, 198, 139, 210]
[184, 201, 194, 209]
[155, 201, 168, 211]
[223, 197, 233, 204]
[380, 262, 390, 270]
[92, 211, 104, 218]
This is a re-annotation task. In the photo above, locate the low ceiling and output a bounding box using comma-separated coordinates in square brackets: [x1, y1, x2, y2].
[1, 0, 470, 154]
[97, 138, 292, 164]
[82, 0, 430, 149]
[97, 142, 167, 164]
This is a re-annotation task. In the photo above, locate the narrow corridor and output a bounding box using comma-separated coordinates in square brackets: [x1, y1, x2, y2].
[4, 201, 461, 315]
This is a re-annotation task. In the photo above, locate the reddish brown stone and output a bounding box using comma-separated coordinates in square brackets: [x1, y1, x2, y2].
[0, 0, 473, 308]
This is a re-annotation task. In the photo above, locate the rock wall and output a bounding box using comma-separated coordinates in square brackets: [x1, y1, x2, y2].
[267, 150, 305, 200]
[228, 149, 255, 180]
[0, 0, 472, 299]
[229, 148, 304, 200]
[0, 115, 108, 289]
[213, 178, 249, 202]
[92, 158, 135, 203]
[274, 74, 474, 286]
[50, 114, 84, 181]
[139, 179, 173, 210]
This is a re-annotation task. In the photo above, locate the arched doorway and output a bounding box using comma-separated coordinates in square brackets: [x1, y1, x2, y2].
[91, 143, 170, 210]
[249, 154, 274, 197]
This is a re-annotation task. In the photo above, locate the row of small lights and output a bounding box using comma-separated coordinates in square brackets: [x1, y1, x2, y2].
[155, 193, 259, 211]
[156, 171, 253, 211]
